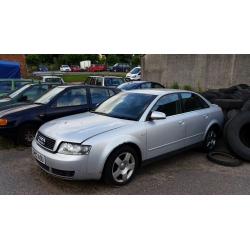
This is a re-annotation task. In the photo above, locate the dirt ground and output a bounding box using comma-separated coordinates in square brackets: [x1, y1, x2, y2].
[0, 140, 250, 195]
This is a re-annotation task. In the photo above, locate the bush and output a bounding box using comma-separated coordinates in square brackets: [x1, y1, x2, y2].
[183, 84, 193, 91]
[171, 82, 180, 89]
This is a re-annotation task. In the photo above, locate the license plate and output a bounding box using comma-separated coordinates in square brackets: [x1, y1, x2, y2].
[32, 149, 46, 164]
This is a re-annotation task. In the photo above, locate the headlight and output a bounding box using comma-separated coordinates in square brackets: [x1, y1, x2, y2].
[58, 143, 91, 155]
[0, 118, 8, 126]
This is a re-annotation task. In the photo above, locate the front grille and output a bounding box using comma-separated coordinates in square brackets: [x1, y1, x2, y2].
[36, 131, 55, 151]
[51, 168, 75, 177]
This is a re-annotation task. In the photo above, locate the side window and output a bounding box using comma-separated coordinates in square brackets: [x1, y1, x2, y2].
[108, 89, 116, 97]
[90, 88, 110, 105]
[141, 82, 152, 89]
[152, 94, 181, 116]
[89, 78, 96, 85]
[181, 93, 209, 112]
[95, 78, 103, 86]
[53, 88, 87, 107]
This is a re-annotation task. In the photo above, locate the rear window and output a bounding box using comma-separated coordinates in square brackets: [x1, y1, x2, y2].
[104, 78, 124, 87]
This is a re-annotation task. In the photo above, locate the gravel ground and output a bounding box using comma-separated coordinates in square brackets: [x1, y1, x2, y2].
[0, 142, 250, 194]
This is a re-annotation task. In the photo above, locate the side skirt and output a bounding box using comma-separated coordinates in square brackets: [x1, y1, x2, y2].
[141, 142, 203, 167]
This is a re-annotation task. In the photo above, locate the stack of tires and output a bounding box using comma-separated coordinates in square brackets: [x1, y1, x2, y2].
[202, 84, 250, 162]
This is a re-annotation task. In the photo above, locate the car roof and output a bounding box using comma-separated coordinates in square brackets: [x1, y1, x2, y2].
[127, 88, 193, 96]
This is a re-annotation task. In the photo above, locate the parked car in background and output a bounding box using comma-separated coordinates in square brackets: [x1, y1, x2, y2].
[87, 64, 107, 72]
[0, 85, 120, 145]
[41, 76, 64, 84]
[118, 81, 165, 91]
[32, 89, 223, 185]
[0, 83, 59, 109]
[70, 65, 81, 72]
[108, 63, 131, 72]
[125, 66, 141, 81]
[60, 65, 71, 72]
[85, 76, 125, 87]
[0, 79, 38, 97]
[38, 65, 48, 72]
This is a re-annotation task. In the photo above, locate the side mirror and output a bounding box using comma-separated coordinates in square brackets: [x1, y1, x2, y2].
[150, 111, 166, 120]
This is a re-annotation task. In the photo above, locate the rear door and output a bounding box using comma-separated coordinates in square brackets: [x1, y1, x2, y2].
[146, 93, 186, 159]
[180, 92, 210, 146]
[44, 87, 90, 121]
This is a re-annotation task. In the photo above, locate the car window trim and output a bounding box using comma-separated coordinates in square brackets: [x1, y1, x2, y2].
[145, 93, 182, 121]
[179, 92, 210, 113]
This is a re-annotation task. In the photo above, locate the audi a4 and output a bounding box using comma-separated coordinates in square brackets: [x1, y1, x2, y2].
[32, 89, 224, 185]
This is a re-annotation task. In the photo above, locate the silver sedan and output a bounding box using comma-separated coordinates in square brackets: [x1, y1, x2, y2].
[32, 89, 224, 185]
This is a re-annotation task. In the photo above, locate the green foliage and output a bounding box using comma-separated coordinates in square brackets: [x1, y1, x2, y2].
[131, 54, 141, 66]
[26, 54, 143, 69]
[183, 84, 193, 91]
[171, 82, 180, 89]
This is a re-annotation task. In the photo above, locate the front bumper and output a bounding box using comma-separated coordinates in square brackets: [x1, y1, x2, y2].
[32, 140, 95, 180]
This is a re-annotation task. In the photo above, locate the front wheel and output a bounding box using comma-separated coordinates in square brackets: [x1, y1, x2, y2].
[103, 145, 139, 186]
[18, 124, 38, 146]
[202, 127, 218, 152]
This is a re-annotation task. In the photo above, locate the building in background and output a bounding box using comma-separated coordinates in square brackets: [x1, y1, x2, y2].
[0, 55, 27, 78]
[141, 54, 250, 90]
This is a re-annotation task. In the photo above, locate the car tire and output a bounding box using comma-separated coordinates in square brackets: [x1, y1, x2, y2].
[241, 100, 250, 112]
[18, 124, 38, 146]
[207, 151, 242, 167]
[202, 127, 219, 152]
[225, 111, 250, 161]
[103, 145, 139, 186]
[226, 109, 240, 121]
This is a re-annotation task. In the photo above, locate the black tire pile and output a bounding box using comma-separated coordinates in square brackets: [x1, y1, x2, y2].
[202, 84, 250, 162]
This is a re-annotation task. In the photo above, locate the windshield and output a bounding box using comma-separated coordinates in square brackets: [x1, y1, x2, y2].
[130, 67, 141, 74]
[94, 92, 156, 121]
[35, 87, 65, 104]
[9, 85, 31, 98]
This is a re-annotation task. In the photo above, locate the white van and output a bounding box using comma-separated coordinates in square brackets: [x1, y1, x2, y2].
[125, 66, 141, 81]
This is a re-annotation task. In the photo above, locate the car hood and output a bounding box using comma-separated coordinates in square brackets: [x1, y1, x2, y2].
[40, 112, 134, 143]
[0, 103, 40, 117]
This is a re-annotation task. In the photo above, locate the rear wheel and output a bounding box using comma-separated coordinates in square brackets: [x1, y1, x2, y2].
[203, 127, 218, 152]
[18, 124, 38, 146]
[103, 145, 139, 186]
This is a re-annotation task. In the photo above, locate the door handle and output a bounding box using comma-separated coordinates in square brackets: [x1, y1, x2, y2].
[178, 120, 185, 125]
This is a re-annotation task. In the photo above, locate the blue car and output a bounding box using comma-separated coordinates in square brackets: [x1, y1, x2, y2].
[118, 81, 165, 90]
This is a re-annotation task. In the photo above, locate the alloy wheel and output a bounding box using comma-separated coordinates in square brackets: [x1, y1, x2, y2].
[112, 152, 135, 183]
[206, 130, 217, 150]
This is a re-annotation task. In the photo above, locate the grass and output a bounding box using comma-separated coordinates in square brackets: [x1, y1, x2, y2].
[63, 72, 126, 83]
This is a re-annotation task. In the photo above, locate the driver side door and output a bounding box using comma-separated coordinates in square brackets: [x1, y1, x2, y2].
[146, 94, 186, 159]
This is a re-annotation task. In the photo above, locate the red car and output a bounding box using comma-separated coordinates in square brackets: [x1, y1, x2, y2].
[70, 65, 81, 72]
[88, 64, 107, 72]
